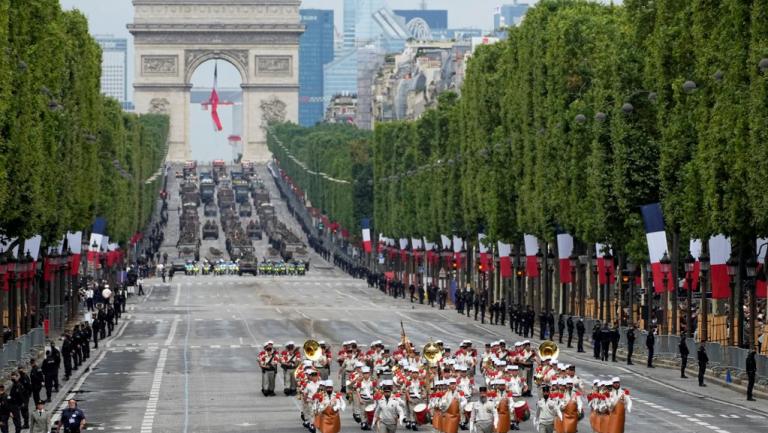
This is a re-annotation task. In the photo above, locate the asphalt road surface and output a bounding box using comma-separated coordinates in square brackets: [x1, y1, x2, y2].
[65, 167, 768, 433]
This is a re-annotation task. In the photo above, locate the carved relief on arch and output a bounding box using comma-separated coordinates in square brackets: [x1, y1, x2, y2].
[184, 49, 248, 83]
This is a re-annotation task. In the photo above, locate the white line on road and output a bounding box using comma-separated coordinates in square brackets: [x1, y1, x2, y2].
[174, 282, 182, 305]
[140, 348, 169, 433]
[165, 315, 180, 346]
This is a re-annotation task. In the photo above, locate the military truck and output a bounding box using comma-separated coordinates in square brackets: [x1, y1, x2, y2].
[212, 159, 227, 183]
[233, 178, 250, 204]
[203, 203, 217, 217]
[200, 177, 215, 204]
[237, 249, 258, 276]
[182, 160, 197, 178]
[202, 220, 219, 240]
[217, 184, 236, 212]
[246, 219, 262, 240]
[239, 201, 253, 217]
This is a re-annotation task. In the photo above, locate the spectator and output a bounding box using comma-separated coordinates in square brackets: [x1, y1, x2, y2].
[58, 399, 86, 433]
[746, 348, 757, 401]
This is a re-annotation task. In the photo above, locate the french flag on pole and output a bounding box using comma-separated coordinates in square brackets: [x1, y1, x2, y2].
[640, 203, 672, 293]
[595, 243, 615, 284]
[524, 234, 539, 277]
[478, 233, 489, 270]
[498, 241, 512, 278]
[452, 235, 463, 268]
[556, 231, 574, 283]
[757, 237, 767, 299]
[209, 63, 223, 132]
[685, 239, 702, 291]
[361, 218, 371, 253]
[709, 235, 732, 299]
[87, 217, 107, 264]
[66, 231, 83, 276]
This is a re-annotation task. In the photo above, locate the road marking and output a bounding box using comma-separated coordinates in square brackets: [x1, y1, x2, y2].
[140, 348, 169, 433]
[719, 414, 739, 418]
[174, 282, 182, 305]
[165, 315, 180, 346]
[696, 414, 714, 418]
[746, 414, 765, 419]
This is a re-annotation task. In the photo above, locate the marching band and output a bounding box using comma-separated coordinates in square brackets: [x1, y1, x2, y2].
[257, 336, 631, 433]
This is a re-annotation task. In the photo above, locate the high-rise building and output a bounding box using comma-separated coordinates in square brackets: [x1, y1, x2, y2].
[324, 49, 359, 112]
[299, 9, 335, 127]
[342, 0, 407, 52]
[493, 2, 530, 30]
[393, 10, 448, 30]
[94, 36, 130, 109]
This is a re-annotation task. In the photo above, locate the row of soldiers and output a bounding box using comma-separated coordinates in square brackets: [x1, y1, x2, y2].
[258, 337, 632, 433]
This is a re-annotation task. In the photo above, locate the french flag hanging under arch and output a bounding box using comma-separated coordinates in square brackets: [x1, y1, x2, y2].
[209, 63, 223, 132]
[709, 235, 732, 299]
[640, 203, 672, 293]
[361, 218, 371, 253]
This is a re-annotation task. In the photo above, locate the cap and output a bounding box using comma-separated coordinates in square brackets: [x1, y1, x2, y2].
[354, 362, 365, 368]
[447, 378, 457, 384]
[285, 341, 295, 347]
[318, 340, 326, 345]
[611, 377, 620, 383]
[264, 340, 274, 346]
[324, 380, 334, 387]
[361, 366, 371, 373]
[514, 342, 523, 347]
[523, 340, 530, 345]
[592, 379, 600, 385]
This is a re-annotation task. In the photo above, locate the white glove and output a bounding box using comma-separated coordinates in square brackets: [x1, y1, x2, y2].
[399, 416, 405, 426]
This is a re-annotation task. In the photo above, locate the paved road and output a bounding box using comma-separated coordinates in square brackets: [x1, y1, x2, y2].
[62, 167, 768, 432]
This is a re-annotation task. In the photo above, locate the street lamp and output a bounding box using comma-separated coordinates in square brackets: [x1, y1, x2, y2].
[684, 253, 696, 337]
[726, 256, 739, 346]
[578, 255, 589, 317]
[590, 254, 598, 320]
[603, 251, 614, 324]
[536, 251, 543, 316]
[627, 261, 637, 326]
[699, 252, 710, 342]
[746, 255, 758, 349]
[660, 251, 671, 334]
[569, 253, 579, 316]
[546, 249, 555, 314]
[515, 255, 525, 308]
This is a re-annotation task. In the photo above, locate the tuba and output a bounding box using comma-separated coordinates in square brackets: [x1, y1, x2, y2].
[423, 341, 443, 366]
[539, 340, 559, 361]
[303, 339, 322, 362]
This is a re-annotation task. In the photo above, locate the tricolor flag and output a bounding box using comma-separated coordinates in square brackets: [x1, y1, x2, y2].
[452, 235, 463, 268]
[498, 241, 513, 278]
[66, 231, 83, 276]
[595, 243, 615, 284]
[424, 238, 438, 265]
[556, 231, 574, 283]
[524, 234, 539, 277]
[361, 219, 371, 253]
[441, 235, 451, 251]
[88, 217, 107, 264]
[640, 203, 672, 293]
[757, 237, 767, 299]
[209, 63, 223, 131]
[685, 239, 702, 291]
[709, 235, 731, 299]
[478, 233, 490, 271]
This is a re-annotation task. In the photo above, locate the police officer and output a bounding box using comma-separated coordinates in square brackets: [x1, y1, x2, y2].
[746, 349, 757, 401]
[479, 290, 487, 324]
[678, 333, 689, 378]
[29, 359, 44, 405]
[566, 316, 574, 348]
[0, 384, 11, 433]
[41, 351, 57, 402]
[576, 318, 585, 352]
[697, 344, 708, 387]
[16, 367, 31, 429]
[626, 325, 636, 365]
[558, 314, 566, 344]
[49, 342, 61, 392]
[61, 334, 73, 381]
[610, 324, 620, 362]
[500, 299, 507, 326]
[9, 372, 25, 433]
[97, 306, 107, 340]
[81, 322, 91, 359]
[106, 306, 115, 336]
[646, 329, 656, 368]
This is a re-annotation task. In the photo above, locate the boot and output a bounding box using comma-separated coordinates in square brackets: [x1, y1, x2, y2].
[353, 413, 362, 423]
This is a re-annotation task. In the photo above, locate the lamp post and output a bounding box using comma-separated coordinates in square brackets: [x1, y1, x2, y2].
[627, 261, 637, 326]
[569, 253, 579, 316]
[603, 252, 614, 325]
[546, 249, 555, 314]
[726, 256, 738, 346]
[590, 255, 598, 320]
[745, 256, 758, 349]
[660, 252, 671, 334]
[684, 253, 696, 337]
[699, 252, 710, 342]
[515, 256, 525, 308]
[578, 255, 589, 317]
[536, 251, 543, 315]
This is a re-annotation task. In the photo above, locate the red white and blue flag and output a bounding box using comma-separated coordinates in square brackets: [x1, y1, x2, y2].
[685, 239, 702, 291]
[498, 241, 512, 278]
[66, 231, 83, 276]
[757, 237, 767, 299]
[709, 235, 731, 299]
[88, 217, 107, 264]
[641, 203, 672, 293]
[209, 63, 223, 132]
[478, 233, 490, 271]
[556, 231, 574, 283]
[524, 234, 539, 277]
[361, 218, 371, 253]
[452, 235, 464, 268]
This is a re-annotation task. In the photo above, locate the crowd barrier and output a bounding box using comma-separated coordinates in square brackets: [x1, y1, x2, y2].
[0, 327, 45, 373]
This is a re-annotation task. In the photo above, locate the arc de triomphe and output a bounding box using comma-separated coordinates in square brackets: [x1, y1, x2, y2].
[128, 0, 303, 162]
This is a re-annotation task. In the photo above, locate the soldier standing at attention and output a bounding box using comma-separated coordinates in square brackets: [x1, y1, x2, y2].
[61, 334, 73, 381]
[678, 334, 689, 378]
[566, 316, 574, 348]
[258, 341, 279, 396]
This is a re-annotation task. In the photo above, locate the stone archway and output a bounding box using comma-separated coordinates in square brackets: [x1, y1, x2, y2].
[128, 0, 303, 162]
